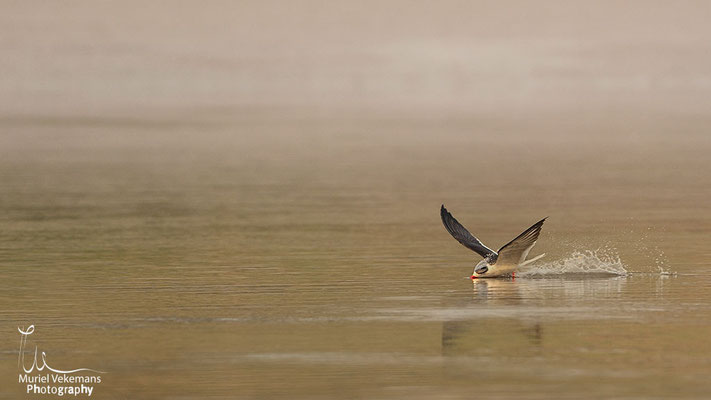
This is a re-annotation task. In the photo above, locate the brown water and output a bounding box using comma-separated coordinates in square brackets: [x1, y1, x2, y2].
[1, 113, 710, 399]
[2, 1, 711, 399]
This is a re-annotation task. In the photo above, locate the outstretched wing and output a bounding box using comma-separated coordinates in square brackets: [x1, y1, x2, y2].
[495, 217, 547, 266]
[440, 205, 497, 260]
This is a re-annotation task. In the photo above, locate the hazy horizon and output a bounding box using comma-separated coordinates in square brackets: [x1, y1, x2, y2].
[3, 1, 711, 119]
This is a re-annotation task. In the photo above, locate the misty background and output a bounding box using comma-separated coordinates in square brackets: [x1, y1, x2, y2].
[2, 1, 711, 118]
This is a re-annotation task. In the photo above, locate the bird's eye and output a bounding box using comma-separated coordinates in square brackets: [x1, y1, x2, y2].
[476, 266, 488, 274]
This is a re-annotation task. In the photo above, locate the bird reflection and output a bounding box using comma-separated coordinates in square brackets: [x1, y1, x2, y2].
[471, 278, 523, 305]
[441, 277, 626, 357]
[440, 279, 541, 358]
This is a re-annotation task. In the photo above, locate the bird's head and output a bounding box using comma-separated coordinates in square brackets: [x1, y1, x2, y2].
[471, 260, 491, 279]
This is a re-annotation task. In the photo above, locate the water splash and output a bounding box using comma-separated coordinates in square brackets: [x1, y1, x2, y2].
[519, 250, 627, 277]
[656, 265, 677, 277]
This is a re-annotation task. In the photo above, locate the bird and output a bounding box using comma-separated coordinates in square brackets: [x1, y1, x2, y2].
[440, 205, 547, 279]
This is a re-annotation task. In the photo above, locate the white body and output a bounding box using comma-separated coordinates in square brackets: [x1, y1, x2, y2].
[472, 253, 545, 278]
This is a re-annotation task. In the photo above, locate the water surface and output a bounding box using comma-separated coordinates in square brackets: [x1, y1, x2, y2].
[1, 113, 710, 399]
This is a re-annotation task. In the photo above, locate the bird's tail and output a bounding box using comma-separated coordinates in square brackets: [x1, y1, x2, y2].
[521, 253, 546, 266]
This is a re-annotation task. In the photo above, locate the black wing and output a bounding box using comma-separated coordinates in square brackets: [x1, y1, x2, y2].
[440, 205, 497, 260]
[495, 217, 546, 266]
